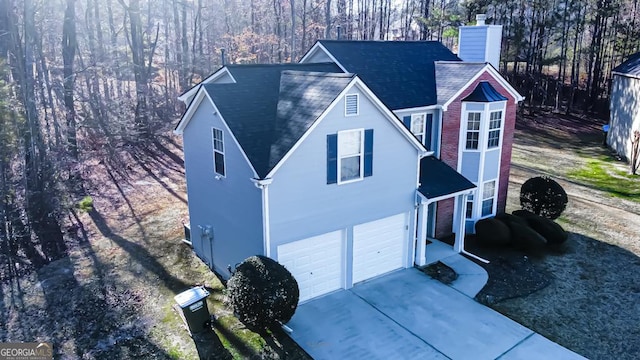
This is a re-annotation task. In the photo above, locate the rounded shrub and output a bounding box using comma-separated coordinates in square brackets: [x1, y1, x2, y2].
[512, 209, 536, 219]
[226, 255, 299, 332]
[520, 176, 568, 220]
[497, 213, 547, 251]
[474, 217, 512, 247]
[523, 214, 568, 245]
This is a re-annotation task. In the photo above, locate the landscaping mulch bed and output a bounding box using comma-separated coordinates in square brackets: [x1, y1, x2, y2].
[467, 251, 552, 305]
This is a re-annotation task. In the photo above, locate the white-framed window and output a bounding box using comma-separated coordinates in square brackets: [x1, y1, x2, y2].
[466, 194, 474, 219]
[487, 111, 502, 148]
[345, 94, 359, 116]
[411, 113, 426, 143]
[212, 127, 225, 177]
[465, 112, 481, 150]
[338, 129, 364, 183]
[481, 180, 496, 216]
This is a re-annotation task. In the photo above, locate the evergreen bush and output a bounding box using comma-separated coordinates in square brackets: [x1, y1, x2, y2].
[520, 176, 568, 220]
[226, 255, 299, 332]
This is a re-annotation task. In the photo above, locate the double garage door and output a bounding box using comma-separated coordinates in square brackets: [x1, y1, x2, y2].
[277, 213, 408, 302]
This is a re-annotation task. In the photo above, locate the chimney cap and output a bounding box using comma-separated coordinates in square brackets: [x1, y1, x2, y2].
[476, 14, 487, 26]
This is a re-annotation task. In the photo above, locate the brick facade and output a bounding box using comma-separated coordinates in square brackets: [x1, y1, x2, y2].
[435, 70, 517, 238]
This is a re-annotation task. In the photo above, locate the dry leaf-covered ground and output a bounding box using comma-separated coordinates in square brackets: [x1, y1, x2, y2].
[489, 113, 640, 360]
[1, 112, 638, 359]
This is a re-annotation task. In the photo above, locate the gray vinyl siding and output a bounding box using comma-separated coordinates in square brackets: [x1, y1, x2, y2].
[483, 149, 500, 181]
[182, 98, 263, 279]
[303, 49, 333, 63]
[458, 25, 502, 69]
[461, 152, 480, 182]
[608, 74, 640, 160]
[268, 86, 419, 254]
[458, 27, 488, 63]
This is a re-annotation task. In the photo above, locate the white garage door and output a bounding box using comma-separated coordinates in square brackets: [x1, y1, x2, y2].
[352, 213, 406, 284]
[277, 231, 343, 302]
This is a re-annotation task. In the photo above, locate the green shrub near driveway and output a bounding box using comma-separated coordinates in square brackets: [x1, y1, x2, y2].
[226, 255, 299, 333]
[496, 213, 547, 251]
[475, 218, 512, 247]
[513, 210, 568, 245]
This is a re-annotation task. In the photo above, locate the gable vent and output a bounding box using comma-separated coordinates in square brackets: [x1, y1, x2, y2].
[345, 94, 359, 116]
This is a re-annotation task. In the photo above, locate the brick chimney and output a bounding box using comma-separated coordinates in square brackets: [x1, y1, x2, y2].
[458, 14, 503, 69]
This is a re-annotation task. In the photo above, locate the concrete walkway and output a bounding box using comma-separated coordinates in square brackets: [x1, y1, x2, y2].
[287, 268, 585, 360]
[424, 239, 489, 298]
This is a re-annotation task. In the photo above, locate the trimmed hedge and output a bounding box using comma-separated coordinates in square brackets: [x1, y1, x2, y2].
[520, 176, 568, 220]
[514, 211, 568, 245]
[474, 217, 512, 247]
[226, 255, 299, 332]
[496, 213, 547, 250]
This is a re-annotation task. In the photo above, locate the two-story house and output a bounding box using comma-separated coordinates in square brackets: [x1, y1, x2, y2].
[175, 16, 523, 302]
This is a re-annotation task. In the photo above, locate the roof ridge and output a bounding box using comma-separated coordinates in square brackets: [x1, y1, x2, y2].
[225, 62, 336, 68]
[319, 40, 443, 43]
[281, 70, 354, 78]
[436, 60, 482, 65]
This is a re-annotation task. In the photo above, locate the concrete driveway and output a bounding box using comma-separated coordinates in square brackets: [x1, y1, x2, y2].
[287, 268, 585, 360]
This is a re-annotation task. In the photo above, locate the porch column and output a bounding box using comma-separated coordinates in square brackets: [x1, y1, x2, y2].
[415, 202, 429, 266]
[453, 193, 468, 253]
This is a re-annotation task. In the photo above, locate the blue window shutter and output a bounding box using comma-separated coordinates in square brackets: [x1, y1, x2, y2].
[327, 134, 338, 184]
[403, 116, 411, 129]
[425, 113, 433, 151]
[364, 129, 374, 177]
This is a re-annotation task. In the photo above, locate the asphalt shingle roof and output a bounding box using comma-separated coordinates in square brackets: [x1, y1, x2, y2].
[613, 52, 640, 77]
[317, 40, 461, 109]
[271, 71, 354, 170]
[435, 62, 486, 105]
[202, 63, 349, 178]
[418, 156, 476, 199]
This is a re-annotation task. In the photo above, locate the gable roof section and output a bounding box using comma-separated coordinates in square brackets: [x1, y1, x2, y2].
[462, 81, 509, 102]
[270, 71, 355, 170]
[436, 61, 524, 108]
[613, 52, 640, 79]
[175, 63, 351, 178]
[418, 156, 475, 200]
[312, 40, 461, 109]
[435, 62, 486, 105]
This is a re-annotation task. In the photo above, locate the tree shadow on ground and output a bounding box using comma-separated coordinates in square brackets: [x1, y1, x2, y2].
[88, 208, 190, 293]
[191, 327, 233, 360]
[516, 111, 606, 152]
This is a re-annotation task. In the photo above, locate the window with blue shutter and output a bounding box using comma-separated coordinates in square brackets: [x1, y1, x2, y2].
[364, 129, 373, 177]
[425, 113, 433, 151]
[327, 129, 373, 184]
[403, 116, 411, 129]
[326, 134, 338, 184]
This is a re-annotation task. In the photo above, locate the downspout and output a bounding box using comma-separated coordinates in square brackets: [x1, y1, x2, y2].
[252, 178, 273, 258]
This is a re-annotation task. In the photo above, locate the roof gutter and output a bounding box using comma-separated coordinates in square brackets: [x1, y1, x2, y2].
[612, 71, 640, 80]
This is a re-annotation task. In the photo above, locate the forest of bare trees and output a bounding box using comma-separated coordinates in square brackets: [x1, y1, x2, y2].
[1, 0, 639, 276]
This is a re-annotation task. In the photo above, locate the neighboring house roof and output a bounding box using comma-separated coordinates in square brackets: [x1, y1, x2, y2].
[462, 81, 509, 102]
[613, 52, 640, 78]
[201, 69, 354, 178]
[435, 62, 487, 105]
[312, 40, 461, 109]
[418, 156, 475, 200]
